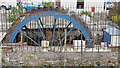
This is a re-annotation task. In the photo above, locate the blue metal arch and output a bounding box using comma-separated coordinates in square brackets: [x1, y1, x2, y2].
[8, 12, 90, 43]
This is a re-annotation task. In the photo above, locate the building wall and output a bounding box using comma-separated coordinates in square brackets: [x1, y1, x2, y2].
[61, 0, 105, 12]
[61, 0, 77, 10]
[1, 0, 17, 7]
[84, 0, 105, 12]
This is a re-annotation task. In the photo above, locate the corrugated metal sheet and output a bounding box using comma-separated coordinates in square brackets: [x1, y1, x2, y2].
[104, 26, 120, 46]
[111, 36, 120, 46]
[104, 31, 111, 45]
[104, 26, 120, 36]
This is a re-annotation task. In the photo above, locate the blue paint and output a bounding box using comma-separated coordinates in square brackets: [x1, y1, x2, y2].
[57, 27, 74, 46]
[35, 19, 46, 40]
[23, 6, 38, 11]
[8, 12, 90, 45]
[104, 31, 111, 46]
[104, 26, 120, 46]
[51, 17, 58, 46]
[19, 30, 40, 46]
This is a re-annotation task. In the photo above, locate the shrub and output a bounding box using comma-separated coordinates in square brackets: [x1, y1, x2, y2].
[37, 57, 41, 60]
[8, 7, 23, 22]
[95, 61, 101, 66]
[42, 2, 54, 7]
[80, 11, 91, 17]
[109, 6, 120, 26]
[2, 58, 5, 63]
[112, 15, 120, 26]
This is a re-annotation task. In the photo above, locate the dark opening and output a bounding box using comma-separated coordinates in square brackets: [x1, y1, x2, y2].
[77, 0, 84, 9]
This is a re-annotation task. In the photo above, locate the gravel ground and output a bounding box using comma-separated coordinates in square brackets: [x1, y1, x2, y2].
[2, 46, 119, 66]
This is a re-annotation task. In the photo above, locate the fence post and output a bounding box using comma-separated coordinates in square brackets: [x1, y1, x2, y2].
[21, 32, 23, 51]
[0, 46, 2, 67]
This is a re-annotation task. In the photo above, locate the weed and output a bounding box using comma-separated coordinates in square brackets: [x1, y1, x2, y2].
[95, 61, 101, 66]
[2, 58, 5, 63]
[37, 57, 41, 60]
[28, 56, 34, 58]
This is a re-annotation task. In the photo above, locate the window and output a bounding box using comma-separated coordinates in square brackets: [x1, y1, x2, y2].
[77, 0, 84, 9]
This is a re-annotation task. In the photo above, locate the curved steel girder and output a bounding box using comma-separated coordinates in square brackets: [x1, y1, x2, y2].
[8, 12, 90, 43]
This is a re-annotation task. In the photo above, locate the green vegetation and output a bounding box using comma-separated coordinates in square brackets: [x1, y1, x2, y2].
[80, 11, 91, 17]
[37, 57, 41, 60]
[109, 6, 120, 26]
[42, 2, 54, 7]
[109, 6, 120, 15]
[37, 57, 45, 60]
[2, 58, 5, 63]
[28, 56, 34, 58]
[112, 15, 120, 26]
[40, 64, 53, 66]
[24, 64, 41, 66]
[76, 62, 85, 67]
[81, 11, 89, 15]
[81, 63, 85, 66]
[24, 64, 53, 66]
[8, 7, 23, 22]
[95, 61, 101, 66]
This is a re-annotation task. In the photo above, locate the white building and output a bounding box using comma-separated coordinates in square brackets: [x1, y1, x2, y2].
[0, 0, 17, 7]
[60, 0, 105, 12]
[60, 0, 118, 12]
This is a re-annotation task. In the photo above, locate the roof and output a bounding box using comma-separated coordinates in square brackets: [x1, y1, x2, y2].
[104, 26, 120, 36]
